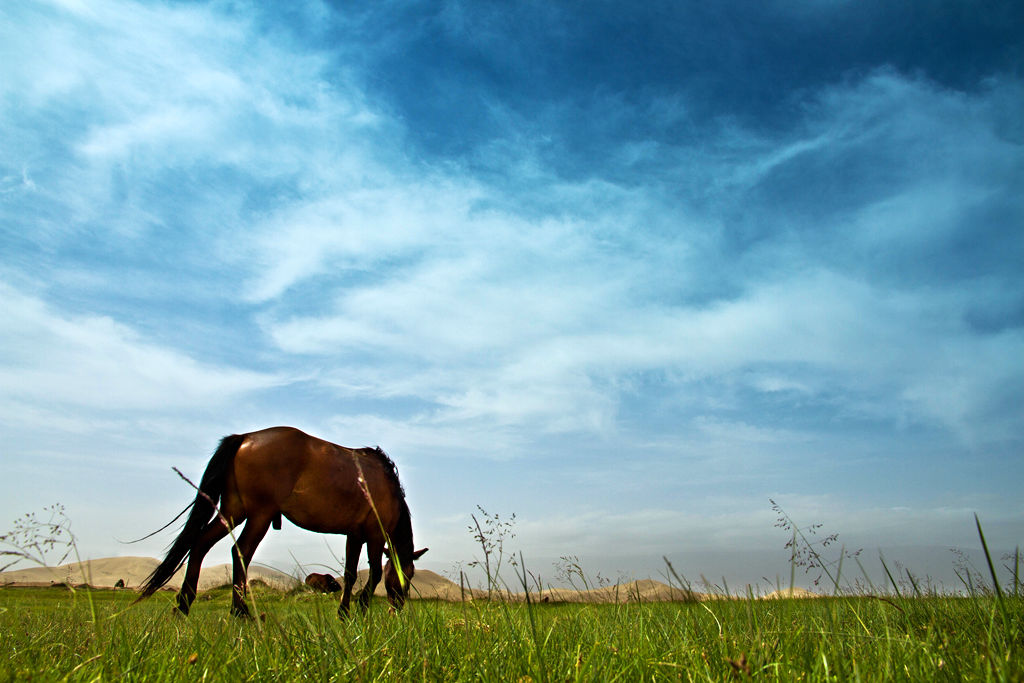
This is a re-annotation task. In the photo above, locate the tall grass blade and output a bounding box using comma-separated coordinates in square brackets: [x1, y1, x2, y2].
[905, 569, 922, 598]
[834, 544, 845, 596]
[878, 552, 902, 598]
[790, 529, 797, 596]
[854, 556, 877, 594]
[974, 514, 1005, 601]
[515, 552, 548, 683]
[974, 513, 1009, 631]
[662, 556, 698, 602]
[1014, 546, 1021, 598]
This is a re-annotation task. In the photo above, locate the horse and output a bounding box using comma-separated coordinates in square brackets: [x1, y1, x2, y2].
[135, 426, 427, 617]
[305, 572, 342, 593]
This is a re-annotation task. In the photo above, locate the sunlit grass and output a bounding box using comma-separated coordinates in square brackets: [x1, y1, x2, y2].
[3, 504, 1020, 680]
[1, 582, 1020, 681]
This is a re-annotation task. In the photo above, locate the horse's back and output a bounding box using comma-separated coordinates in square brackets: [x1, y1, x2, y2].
[241, 425, 317, 450]
[230, 426, 396, 535]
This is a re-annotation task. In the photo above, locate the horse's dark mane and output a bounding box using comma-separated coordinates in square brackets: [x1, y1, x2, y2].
[363, 446, 407, 500]
[363, 446, 414, 560]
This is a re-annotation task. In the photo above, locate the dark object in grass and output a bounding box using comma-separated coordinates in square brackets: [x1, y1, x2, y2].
[135, 427, 427, 618]
[305, 573, 342, 593]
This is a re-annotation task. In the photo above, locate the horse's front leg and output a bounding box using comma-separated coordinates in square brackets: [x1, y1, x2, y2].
[357, 540, 384, 612]
[338, 535, 362, 618]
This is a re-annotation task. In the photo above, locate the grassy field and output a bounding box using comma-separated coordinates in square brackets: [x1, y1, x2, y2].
[1, 583, 1021, 682]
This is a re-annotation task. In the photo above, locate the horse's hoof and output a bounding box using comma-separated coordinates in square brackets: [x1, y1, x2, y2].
[231, 606, 252, 619]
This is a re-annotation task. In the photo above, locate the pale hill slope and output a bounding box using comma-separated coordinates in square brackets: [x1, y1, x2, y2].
[2, 557, 819, 601]
[0, 557, 297, 591]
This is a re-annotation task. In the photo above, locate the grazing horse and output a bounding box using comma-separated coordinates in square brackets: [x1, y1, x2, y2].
[305, 572, 342, 593]
[135, 426, 427, 617]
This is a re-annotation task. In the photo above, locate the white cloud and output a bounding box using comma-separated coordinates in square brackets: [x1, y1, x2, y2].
[243, 180, 485, 303]
[261, 219, 1020, 444]
[0, 281, 279, 413]
[1, 0, 383, 246]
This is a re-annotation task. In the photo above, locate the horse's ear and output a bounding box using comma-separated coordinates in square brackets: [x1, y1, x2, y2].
[412, 547, 428, 560]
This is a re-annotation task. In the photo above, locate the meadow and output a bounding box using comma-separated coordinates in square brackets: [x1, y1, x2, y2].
[1, 580, 1021, 682]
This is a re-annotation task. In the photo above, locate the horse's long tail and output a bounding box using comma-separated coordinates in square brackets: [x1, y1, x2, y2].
[136, 434, 245, 600]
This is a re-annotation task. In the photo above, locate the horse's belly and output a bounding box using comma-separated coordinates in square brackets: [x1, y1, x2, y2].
[279, 484, 368, 535]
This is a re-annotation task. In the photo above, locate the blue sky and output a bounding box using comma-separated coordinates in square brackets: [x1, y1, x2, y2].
[2, 0, 1022, 590]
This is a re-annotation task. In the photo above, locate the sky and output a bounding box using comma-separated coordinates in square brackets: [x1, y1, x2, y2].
[1, 0, 1022, 593]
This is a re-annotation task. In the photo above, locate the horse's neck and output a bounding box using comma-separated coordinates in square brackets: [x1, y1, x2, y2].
[392, 502, 414, 560]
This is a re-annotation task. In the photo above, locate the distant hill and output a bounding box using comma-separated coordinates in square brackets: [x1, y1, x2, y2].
[1, 558, 817, 601]
[352, 568, 482, 600]
[344, 570, 714, 602]
[760, 587, 823, 599]
[0, 557, 297, 592]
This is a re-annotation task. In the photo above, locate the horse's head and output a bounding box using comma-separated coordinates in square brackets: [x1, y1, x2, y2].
[384, 547, 428, 609]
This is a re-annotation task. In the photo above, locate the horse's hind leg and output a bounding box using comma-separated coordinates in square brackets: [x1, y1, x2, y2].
[229, 515, 273, 618]
[177, 517, 232, 615]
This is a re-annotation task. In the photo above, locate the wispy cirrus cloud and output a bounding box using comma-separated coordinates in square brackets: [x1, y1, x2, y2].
[0, 282, 279, 414]
[239, 69, 1023, 452]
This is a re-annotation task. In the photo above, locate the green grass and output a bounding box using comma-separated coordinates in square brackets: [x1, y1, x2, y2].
[1, 584, 1020, 681]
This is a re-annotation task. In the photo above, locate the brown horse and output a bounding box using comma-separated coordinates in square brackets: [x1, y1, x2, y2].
[136, 426, 427, 617]
[305, 572, 342, 593]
